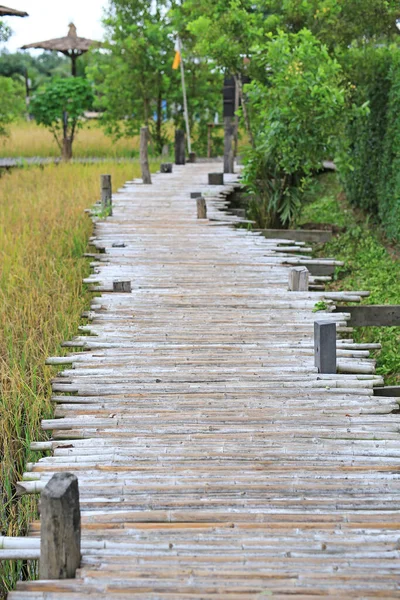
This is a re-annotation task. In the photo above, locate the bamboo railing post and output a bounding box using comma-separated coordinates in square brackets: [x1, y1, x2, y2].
[40, 473, 81, 580]
[160, 163, 173, 173]
[113, 280, 132, 293]
[208, 173, 224, 185]
[197, 197, 207, 219]
[288, 266, 309, 291]
[175, 129, 186, 165]
[100, 174, 112, 214]
[314, 321, 337, 374]
[140, 126, 152, 184]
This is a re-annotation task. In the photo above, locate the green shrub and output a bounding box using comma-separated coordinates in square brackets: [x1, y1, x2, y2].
[342, 44, 400, 242]
[242, 29, 358, 228]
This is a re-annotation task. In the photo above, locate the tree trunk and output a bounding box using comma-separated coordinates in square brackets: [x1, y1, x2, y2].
[62, 137, 73, 161]
[224, 116, 235, 173]
[233, 75, 240, 158]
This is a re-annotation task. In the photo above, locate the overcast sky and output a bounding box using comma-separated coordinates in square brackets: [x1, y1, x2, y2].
[1, 1, 108, 52]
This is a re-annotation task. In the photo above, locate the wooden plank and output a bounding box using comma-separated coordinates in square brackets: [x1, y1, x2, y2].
[334, 305, 400, 326]
[255, 229, 333, 243]
[374, 387, 400, 397]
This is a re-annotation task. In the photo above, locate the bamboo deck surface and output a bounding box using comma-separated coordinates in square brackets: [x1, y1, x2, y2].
[7, 163, 400, 598]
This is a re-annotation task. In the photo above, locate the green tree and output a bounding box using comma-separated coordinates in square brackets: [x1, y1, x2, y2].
[89, 0, 222, 155]
[30, 78, 94, 160]
[0, 76, 25, 137]
[89, 0, 174, 154]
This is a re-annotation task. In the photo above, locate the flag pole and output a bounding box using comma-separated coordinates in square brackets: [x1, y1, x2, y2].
[178, 37, 191, 154]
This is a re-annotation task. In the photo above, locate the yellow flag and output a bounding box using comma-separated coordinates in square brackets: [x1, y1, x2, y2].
[172, 50, 181, 69]
[173, 38, 181, 69]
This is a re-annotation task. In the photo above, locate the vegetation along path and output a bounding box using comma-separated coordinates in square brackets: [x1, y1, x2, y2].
[4, 163, 400, 598]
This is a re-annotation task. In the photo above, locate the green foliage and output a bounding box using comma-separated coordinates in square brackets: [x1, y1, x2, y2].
[0, 51, 71, 92]
[302, 173, 400, 385]
[184, 0, 259, 74]
[241, 29, 357, 227]
[262, 0, 400, 49]
[0, 76, 25, 137]
[342, 45, 400, 242]
[0, 20, 11, 42]
[377, 51, 400, 241]
[30, 78, 94, 158]
[89, 0, 222, 155]
[313, 301, 329, 312]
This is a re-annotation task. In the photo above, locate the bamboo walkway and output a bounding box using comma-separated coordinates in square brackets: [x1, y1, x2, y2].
[6, 163, 400, 598]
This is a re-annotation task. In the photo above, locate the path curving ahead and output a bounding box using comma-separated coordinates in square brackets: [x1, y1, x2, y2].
[7, 163, 400, 599]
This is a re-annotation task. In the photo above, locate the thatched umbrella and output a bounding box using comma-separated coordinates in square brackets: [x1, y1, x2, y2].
[21, 23, 99, 76]
[0, 5, 28, 17]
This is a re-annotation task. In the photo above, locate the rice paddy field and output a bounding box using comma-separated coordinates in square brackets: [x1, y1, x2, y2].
[0, 121, 139, 159]
[0, 161, 155, 597]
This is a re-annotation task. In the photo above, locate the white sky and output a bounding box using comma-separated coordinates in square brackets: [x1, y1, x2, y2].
[1, 0, 108, 53]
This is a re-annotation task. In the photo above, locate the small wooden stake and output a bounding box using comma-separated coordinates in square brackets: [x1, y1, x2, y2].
[175, 129, 186, 165]
[113, 280, 132, 293]
[160, 163, 173, 173]
[100, 174, 112, 213]
[288, 266, 309, 291]
[140, 126, 152, 184]
[188, 152, 196, 163]
[40, 473, 81, 580]
[209, 172, 224, 185]
[314, 321, 337, 374]
[197, 198, 207, 219]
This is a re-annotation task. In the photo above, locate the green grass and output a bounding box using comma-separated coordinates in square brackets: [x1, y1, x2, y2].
[299, 173, 400, 384]
[0, 161, 157, 598]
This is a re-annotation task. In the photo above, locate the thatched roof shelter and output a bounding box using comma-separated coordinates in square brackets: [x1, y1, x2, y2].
[0, 5, 28, 17]
[21, 23, 100, 76]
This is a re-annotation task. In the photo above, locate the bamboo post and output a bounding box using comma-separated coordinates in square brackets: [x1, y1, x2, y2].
[288, 266, 309, 291]
[100, 174, 112, 213]
[209, 173, 224, 185]
[223, 116, 235, 173]
[40, 473, 81, 580]
[175, 129, 186, 165]
[113, 280, 132, 293]
[314, 321, 337, 374]
[140, 126, 152, 184]
[197, 198, 207, 219]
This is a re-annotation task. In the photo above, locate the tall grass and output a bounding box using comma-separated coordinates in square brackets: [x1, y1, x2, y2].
[0, 162, 144, 597]
[0, 121, 140, 159]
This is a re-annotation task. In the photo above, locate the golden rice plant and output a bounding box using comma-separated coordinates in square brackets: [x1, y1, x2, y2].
[0, 120, 140, 159]
[0, 161, 150, 597]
